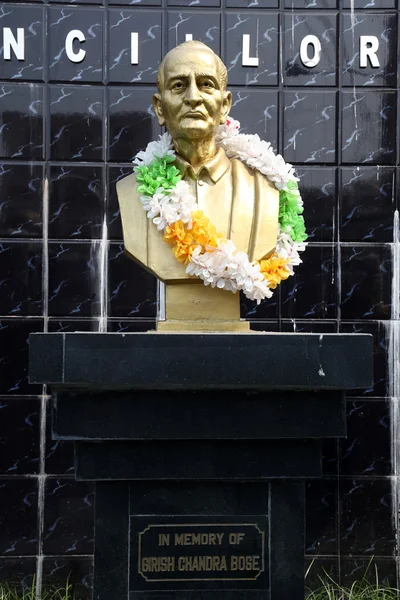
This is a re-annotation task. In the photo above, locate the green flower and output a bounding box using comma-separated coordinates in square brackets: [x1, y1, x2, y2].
[279, 183, 308, 243]
[134, 156, 182, 196]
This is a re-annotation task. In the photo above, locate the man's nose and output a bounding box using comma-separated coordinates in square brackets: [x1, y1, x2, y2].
[184, 80, 202, 107]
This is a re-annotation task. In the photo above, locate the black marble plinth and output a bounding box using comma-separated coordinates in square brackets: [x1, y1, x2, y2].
[29, 332, 372, 390]
[28, 332, 373, 600]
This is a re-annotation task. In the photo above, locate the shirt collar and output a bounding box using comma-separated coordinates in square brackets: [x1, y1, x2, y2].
[174, 147, 230, 184]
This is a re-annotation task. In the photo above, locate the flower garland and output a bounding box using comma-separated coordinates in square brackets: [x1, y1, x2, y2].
[133, 118, 307, 304]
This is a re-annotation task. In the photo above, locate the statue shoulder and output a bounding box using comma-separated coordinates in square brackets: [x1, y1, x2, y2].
[230, 156, 279, 195]
[230, 157, 279, 261]
[116, 172, 140, 201]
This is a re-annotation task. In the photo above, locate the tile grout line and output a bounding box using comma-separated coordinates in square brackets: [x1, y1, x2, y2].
[36, 164, 49, 599]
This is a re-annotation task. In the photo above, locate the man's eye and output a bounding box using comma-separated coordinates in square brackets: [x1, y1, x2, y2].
[201, 80, 213, 88]
[173, 82, 184, 90]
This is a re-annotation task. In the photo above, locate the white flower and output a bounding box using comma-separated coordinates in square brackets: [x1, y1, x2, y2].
[140, 189, 169, 218]
[170, 180, 198, 226]
[218, 132, 299, 188]
[215, 118, 241, 145]
[133, 132, 175, 167]
[275, 230, 307, 275]
[246, 279, 273, 303]
[153, 203, 181, 231]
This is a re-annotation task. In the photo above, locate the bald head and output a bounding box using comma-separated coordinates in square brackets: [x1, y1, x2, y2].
[157, 41, 228, 93]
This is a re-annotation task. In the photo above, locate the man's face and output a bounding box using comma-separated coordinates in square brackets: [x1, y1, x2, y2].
[153, 47, 231, 142]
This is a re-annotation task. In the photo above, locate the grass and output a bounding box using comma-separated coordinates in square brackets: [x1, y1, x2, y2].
[0, 566, 399, 600]
[0, 580, 74, 600]
[305, 559, 400, 599]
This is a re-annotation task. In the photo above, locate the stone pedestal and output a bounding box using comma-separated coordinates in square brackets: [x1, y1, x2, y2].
[29, 332, 373, 600]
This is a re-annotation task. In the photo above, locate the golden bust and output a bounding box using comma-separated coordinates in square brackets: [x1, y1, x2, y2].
[117, 41, 279, 331]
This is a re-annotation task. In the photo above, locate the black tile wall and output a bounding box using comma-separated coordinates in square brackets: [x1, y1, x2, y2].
[0, 0, 399, 594]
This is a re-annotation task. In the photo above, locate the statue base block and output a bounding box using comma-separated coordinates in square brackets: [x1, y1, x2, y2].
[157, 319, 250, 332]
[29, 332, 373, 600]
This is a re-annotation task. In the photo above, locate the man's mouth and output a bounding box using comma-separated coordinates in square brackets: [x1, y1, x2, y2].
[183, 111, 207, 120]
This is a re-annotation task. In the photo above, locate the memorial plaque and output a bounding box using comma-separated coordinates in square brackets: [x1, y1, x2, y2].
[130, 516, 269, 592]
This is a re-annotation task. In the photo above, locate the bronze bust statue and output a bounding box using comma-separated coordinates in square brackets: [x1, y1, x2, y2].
[117, 41, 279, 331]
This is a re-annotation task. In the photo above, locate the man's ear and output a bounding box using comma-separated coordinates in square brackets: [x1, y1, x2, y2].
[152, 93, 165, 126]
[219, 91, 232, 125]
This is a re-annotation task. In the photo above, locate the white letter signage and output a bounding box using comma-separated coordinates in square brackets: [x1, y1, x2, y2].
[300, 35, 321, 68]
[65, 30, 86, 64]
[3, 28, 25, 61]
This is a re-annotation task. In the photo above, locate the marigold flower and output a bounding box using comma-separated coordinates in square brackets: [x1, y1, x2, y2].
[260, 254, 291, 289]
[191, 210, 223, 248]
[164, 220, 196, 264]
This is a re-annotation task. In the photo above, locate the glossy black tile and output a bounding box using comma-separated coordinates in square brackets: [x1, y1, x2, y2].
[109, 0, 159, 5]
[0, 84, 44, 160]
[108, 320, 156, 332]
[0, 5, 44, 81]
[340, 321, 388, 398]
[0, 479, 38, 556]
[341, 91, 396, 165]
[340, 245, 391, 320]
[240, 288, 279, 319]
[50, 0, 103, 4]
[109, 9, 162, 82]
[227, 0, 277, 7]
[340, 557, 397, 587]
[0, 242, 42, 316]
[245, 320, 280, 331]
[48, 7, 104, 83]
[340, 399, 392, 476]
[48, 242, 102, 318]
[306, 479, 338, 556]
[0, 558, 36, 588]
[0, 164, 43, 238]
[230, 89, 278, 151]
[45, 397, 75, 476]
[287, 0, 337, 6]
[342, 0, 395, 9]
[108, 243, 158, 318]
[296, 167, 337, 243]
[49, 85, 104, 161]
[283, 91, 337, 163]
[281, 320, 337, 332]
[281, 245, 337, 319]
[167, 11, 221, 54]
[321, 438, 339, 476]
[43, 479, 94, 555]
[283, 13, 337, 87]
[42, 557, 93, 600]
[48, 319, 98, 333]
[107, 87, 161, 162]
[0, 397, 40, 475]
[341, 13, 397, 87]
[340, 167, 395, 242]
[340, 478, 396, 556]
[168, 0, 219, 6]
[48, 165, 104, 240]
[0, 319, 43, 395]
[225, 13, 279, 86]
[0, 0, 400, 584]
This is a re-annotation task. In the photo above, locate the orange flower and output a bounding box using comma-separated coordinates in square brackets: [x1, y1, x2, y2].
[164, 221, 192, 244]
[191, 210, 223, 248]
[164, 222, 194, 264]
[260, 254, 291, 289]
[173, 240, 196, 263]
[163, 210, 226, 265]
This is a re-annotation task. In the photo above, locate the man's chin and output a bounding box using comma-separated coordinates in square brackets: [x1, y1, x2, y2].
[176, 123, 214, 141]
